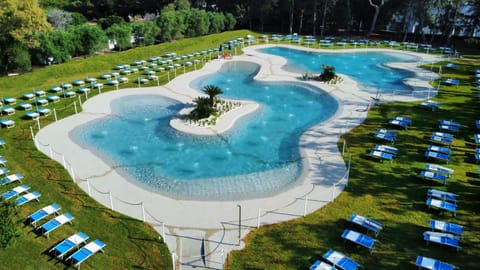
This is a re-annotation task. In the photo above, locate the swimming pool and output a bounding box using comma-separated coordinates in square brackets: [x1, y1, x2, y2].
[72, 61, 338, 200]
[72, 47, 419, 201]
[261, 47, 419, 92]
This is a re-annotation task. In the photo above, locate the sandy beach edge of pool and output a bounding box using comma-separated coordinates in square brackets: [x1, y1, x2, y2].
[35, 44, 442, 269]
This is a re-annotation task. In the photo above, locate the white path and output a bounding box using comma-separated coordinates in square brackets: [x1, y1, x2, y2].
[35, 45, 441, 270]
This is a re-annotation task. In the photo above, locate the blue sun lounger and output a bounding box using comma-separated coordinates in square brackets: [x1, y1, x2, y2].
[428, 189, 458, 203]
[0, 167, 9, 176]
[348, 214, 383, 236]
[419, 100, 441, 111]
[376, 129, 398, 137]
[442, 78, 459, 86]
[427, 145, 451, 155]
[440, 120, 460, 128]
[16, 191, 41, 206]
[415, 256, 457, 270]
[341, 229, 376, 254]
[374, 145, 397, 155]
[1, 173, 23, 186]
[322, 249, 362, 270]
[430, 220, 463, 238]
[430, 136, 453, 146]
[420, 171, 447, 185]
[0, 157, 6, 167]
[476, 120, 480, 130]
[439, 124, 459, 133]
[475, 134, 480, 145]
[50, 232, 89, 259]
[1, 184, 30, 200]
[426, 198, 457, 216]
[67, 239, 106, 268]
[432, 132, 454, 139]
[423, 231, 461, 252]
[310, 260, 336, 270]
[26, 203, 61, 227]
[374, 133, 395, 143]
[425, 164, 454, 176]
[369, 150, 393, 162]
[38, 213, 74, 238]
[394, 116, 412, 125]
[425, 151, 449, 163]
[388, 119, 409, 129]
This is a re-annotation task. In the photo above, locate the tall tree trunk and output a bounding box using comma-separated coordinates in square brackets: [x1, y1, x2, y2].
[289, 0, 294, 35]
[298, 8, 304, 34]
[320, 0, 328, 38]
[366, 0, 384, 38]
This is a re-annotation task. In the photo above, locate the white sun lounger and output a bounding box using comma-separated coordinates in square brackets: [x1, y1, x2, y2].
[50, 232, 89, 259]
[1, 173, 23, 186]
[1, 184, 30, 200]
[415, 256, 457, 270]
[67, 239, 106, 268]
[38, 213, 74, 237]
[16, 191, 41, 206]
[27, 203, 61, 227]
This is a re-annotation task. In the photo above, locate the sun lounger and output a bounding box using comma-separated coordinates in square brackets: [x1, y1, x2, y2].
[0, 157, 7, 166]
[388, 119, 409, 129]
[442, 78, 459, 86]
[348, 214, 383, 236]
[37, 108, 51, 116]
[341, 229, 376, 254]
[16, 191, 41, 206]
[475, 134, 479, 145]
[432, 132, 454, 139]
[476, 120, 480, 130]
[25, 112, 40, 120]
[427, 189, 458, 203]
[394, 116, 412, 125]
[0, 119, 15, 128]
[0, 139, 5, 148]
[374, 145, 397, 155]
[445, 63, 458, 69]
[423, 231, 461, 251]
[426, 198, 457, 216]
[1, 173, 23, 186]
[420, 171, 447, 185]
[34, 89, 46, 96]
[419, 100, 441, 111]
[322, 249, 362, 270]
[425, 151, 449, 163]
[373, 133, 395, 143]
[38, 213, 74, 237]
[440, 120, 460, 127]
[439, 124, 459, 133]
[430, 220, 463, 238]
[64, 91, 76, 98]
[50, 232, 89, 259]
[310, 260, 336, 270]
[1, 107, 15, 115]
[1, 184, 30, 200]
[0, 167, 9, 176]
[430, 136, 453, 146]
[376, 129, 398, 137]
[415, 256, 457, 270]
[425, 164, 453, 176]
[369, 150, 393, 162]
[3, 97, 16, 105]
[35, 98, 48, 106]
[26, 203, 61, 227]
[427, 145, 451, 155]
[18, 103, 32, 111]
[67, 239, 106, 268]
[47, 95, 60, 103]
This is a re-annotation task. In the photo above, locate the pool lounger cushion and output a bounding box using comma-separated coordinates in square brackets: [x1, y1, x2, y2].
[341, 229, 376, 254]
[420, 171, 447, 185]
[16, 191, 41, 206]
[27, 203, 61, 227]
[322, 249, 362, 270]
[426, 198, 457, 216]
[429, 220, 463, 237]
[427, 189, 458, 202]
[38, 213, 74, 237]
[348, 214, 383, 236]
[50, 232, 89, 259]
[68, 239, 106, 268]
[415, 256, 457, 270]
[423, 231, 461, 251]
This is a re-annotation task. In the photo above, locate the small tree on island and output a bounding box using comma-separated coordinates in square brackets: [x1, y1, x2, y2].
[189, 97, 216, 119]
[319, 65, 336, 82]
[202, 84, 223, 107]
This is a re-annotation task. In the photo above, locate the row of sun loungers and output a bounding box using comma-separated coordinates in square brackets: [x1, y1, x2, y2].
[0, 144, 105, 268]
[388, 116, 412, 129]
[426, 189, 458, 216]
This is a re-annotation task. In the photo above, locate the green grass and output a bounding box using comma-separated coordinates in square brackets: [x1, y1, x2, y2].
[0, 30, 253, 269]
[226, 58, 480, 268]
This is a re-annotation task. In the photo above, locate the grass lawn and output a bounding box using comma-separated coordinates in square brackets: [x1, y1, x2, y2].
[226, 55, 480, 268]
[0, 29, 253, 269]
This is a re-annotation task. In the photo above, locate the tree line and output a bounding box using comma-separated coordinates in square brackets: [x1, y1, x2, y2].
[1, 0, 479, 74]
[0, 0, 235, 74]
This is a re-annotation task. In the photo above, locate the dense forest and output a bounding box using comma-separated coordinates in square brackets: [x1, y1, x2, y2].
[1, 0, 479, 74]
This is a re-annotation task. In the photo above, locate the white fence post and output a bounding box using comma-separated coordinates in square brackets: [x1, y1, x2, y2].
[257, 208, 261, 228]
[303, 196, 308, 217]
[78, 96, 82, 106]
[53, 108, 58, 121]
[167, 72, 170, 81]
[36, 118, 41, 130]
[61, 153, 66, 168]
[109, 191, 114, 210]
[342, 140, 346, 155]
[162, 222, 166, 243]
[171, 252, 176, 270]
[73, 101, 78, 114]
[141, 202, 146, 222]
[331, 184, 336, 201]
[30, 126, 35, 142]
[49, 145, 53, 159]
[86, 178, 91, 196]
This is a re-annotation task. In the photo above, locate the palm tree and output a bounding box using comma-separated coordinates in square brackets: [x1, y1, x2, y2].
[202, 84, 223, 107]
[190, 97, 215, 119]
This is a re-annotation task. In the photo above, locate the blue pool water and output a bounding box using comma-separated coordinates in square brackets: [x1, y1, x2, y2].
[73, 47, 419, 201]
[73, 61, 338, 200]
[261, 47, 419, 92]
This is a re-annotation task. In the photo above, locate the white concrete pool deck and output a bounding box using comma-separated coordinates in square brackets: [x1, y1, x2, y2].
[35, 45, 441, 269]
